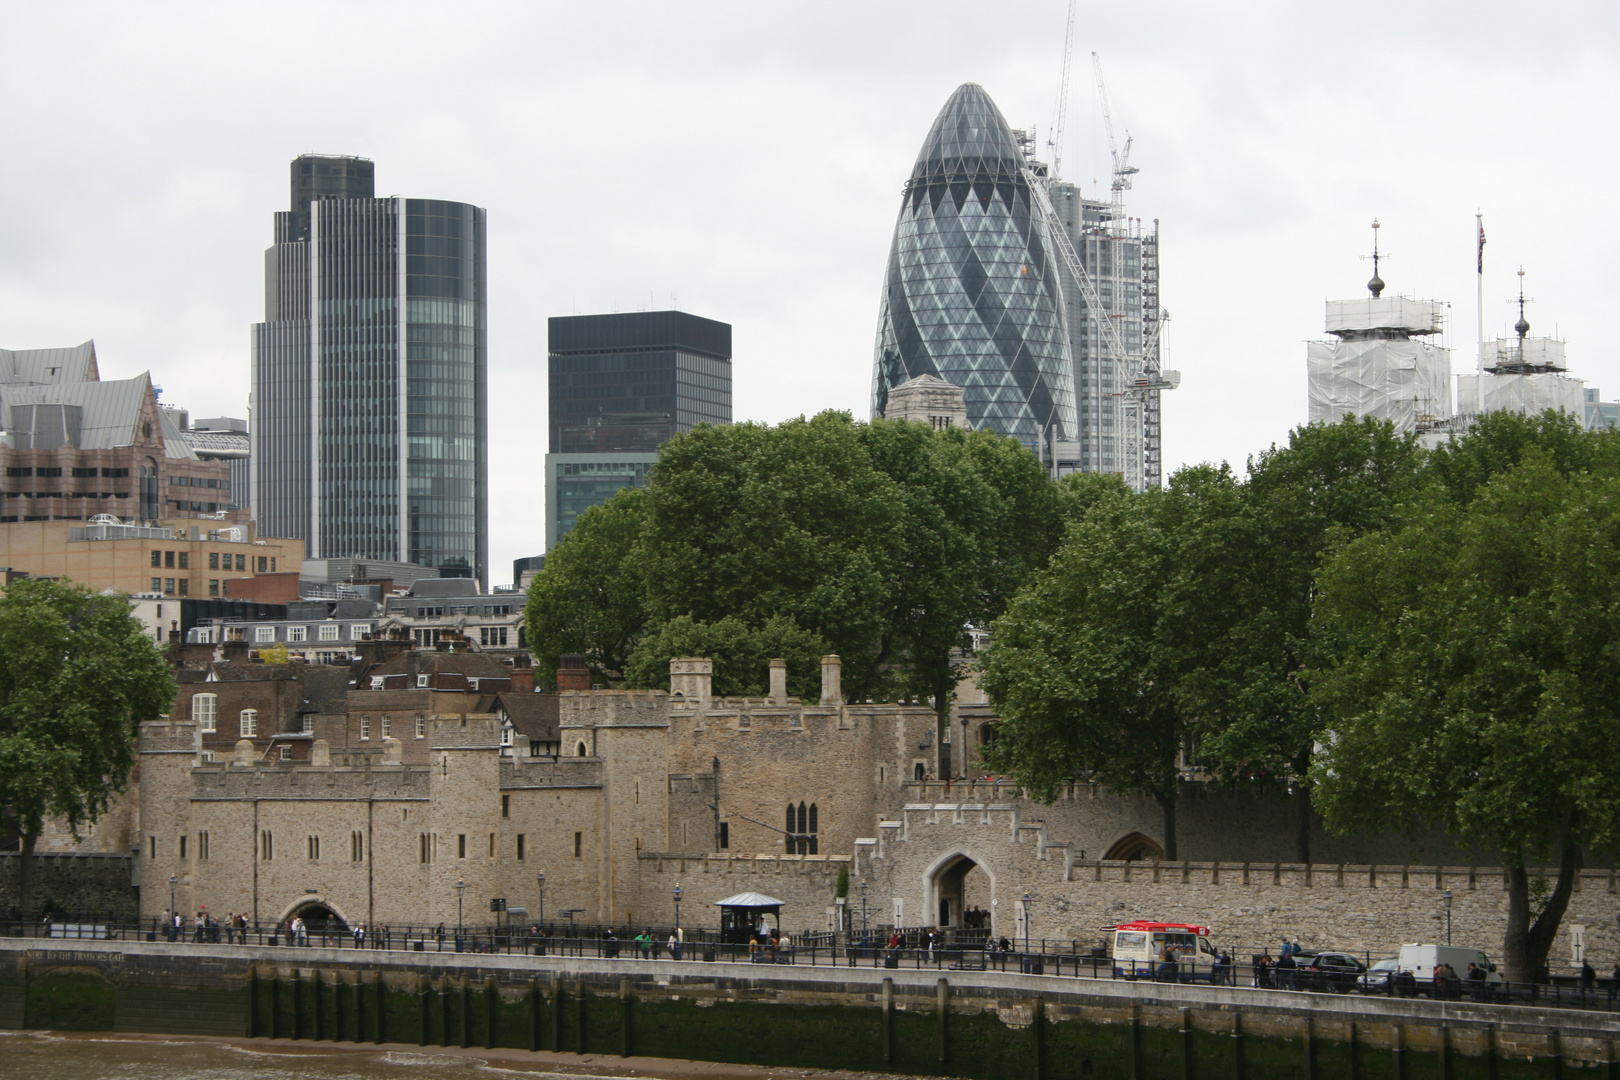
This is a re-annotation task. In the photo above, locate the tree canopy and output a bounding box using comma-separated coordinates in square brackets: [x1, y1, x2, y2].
[1309, 438, 1620, 980]
[979, 409, 1620, 980]
[979, 464, 1252, 859]
[524, 411, 1068, 756]
[0, 578, 174, 915]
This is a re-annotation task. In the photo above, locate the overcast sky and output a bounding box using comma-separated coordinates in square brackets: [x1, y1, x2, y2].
[2, 2, 1616, 584]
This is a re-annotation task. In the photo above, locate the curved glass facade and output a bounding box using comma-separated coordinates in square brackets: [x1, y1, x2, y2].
[871, 84, 1076, 450]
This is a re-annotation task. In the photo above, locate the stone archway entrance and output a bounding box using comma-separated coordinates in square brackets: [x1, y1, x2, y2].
[277, 898, 350, 937]
[926, 852, 993, 932]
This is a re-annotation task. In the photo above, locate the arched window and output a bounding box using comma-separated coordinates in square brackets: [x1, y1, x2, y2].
[808, 804, 818, 855]
[979, 722, 999, 747]
[139, 458, 160, 522]
[576, 741, 588, 757]
[192, 693, 217, 733]
[1103, 832, 1166, 862]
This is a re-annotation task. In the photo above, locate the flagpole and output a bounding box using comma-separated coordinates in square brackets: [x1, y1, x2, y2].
[1476, 212, 1486, 417]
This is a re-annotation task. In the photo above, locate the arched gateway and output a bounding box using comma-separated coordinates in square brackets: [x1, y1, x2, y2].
[924, 850, 994, 932]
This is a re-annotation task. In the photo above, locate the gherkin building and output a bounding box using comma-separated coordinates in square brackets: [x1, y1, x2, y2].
[871, 83, 1076, 451]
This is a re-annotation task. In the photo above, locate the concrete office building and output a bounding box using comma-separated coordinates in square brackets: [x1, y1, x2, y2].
[251, 155, 489, 585]
[545, 311, 731, 548]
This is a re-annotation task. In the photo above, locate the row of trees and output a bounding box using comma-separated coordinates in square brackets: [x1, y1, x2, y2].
[526, 411, 1117, 753]
[980, 411, 1620, 981]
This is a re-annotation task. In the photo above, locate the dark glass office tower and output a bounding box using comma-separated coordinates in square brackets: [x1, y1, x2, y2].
[251, 155, 488, 584]
[546, 311, 730, 547]
[871, 84, 1076, 452]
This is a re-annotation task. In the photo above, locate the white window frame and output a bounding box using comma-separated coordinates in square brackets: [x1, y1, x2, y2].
[370, 676, 385, 690]
[359, 715, 371, 740]
[350, 623, 372, 641]
[192, 693, 217, 732]
[414, 714, 426, 739]
[417, 674, 430, 688]
[318, 623, 339, 641]
[254, 626, 275, 643]
[239, 709, 257, 737]
[381, 715, 392, 739]
[287, 625, 307, 643]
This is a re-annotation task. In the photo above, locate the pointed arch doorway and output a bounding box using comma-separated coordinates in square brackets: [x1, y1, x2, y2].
[925, 851, 994, 933]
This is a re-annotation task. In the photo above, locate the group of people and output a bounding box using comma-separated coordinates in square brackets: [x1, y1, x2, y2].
[158, 909, 249, 944]
[961, 906, 991, 929]
[596, 927, 687, 960]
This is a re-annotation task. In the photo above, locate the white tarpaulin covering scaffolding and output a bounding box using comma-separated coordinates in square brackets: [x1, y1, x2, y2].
[1456, 373, 1585, 420]
[1307, 338, 1452, 431]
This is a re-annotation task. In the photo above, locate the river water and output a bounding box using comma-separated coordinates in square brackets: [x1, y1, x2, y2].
[0, 1032, 851, 1080]
[0, 1033, 492, 1080]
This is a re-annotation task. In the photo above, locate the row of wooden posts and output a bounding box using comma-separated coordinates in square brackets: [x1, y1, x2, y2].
[246, 970, 1610, 1078]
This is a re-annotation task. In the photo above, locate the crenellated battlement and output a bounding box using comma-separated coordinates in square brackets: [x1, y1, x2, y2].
[500, 755, 603, 789]
[560, 690, 670, 729]
[188, 762, 431, 800]
[139, 718, 200, 754]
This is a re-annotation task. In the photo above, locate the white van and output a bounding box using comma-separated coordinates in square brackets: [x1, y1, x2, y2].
[1108, 921, 1220, 981]
[1397, 944, 1503, 986]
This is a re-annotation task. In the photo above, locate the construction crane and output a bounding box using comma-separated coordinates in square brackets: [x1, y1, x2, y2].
[1092, 51, 1139, 218]
[1046, 0, 1077, 180]
[1027, 53, 1172, 490]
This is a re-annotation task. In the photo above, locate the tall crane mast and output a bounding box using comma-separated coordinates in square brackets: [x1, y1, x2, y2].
[1046, 0, 1077, 181]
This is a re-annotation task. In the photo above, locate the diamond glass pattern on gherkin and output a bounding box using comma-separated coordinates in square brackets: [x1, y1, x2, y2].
[871, 83, 1076, 450]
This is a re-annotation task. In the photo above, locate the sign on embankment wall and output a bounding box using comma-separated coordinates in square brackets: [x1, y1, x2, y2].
[1, 939, 1616, 1078]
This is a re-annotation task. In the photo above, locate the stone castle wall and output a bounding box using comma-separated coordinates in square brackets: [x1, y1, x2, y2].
[854, 801, 1620, 971]
[0, 852, 136, 920]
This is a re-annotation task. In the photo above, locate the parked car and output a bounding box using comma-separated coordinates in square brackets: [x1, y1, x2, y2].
[1358, 958, 1400, 992]
[1288, 950, 1368, 991]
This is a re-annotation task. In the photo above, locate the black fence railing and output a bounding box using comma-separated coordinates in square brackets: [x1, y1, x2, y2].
[6, 918, 1616, 1014]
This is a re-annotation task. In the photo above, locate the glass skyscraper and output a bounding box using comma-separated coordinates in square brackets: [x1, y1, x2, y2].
[251, 155, 488, 584]
[545, 311, 730, 547]
[871, 83, 1076, 452]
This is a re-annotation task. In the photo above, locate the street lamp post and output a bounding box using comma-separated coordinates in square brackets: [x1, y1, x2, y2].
[168, 875, 177, 942]
[456, 879, 466, 952]
[536, 873, 545, 929]
[1022, 892, 1032, 971]
[860, 879, 869, 958]
[673, 883, 683, 959]
[1443, 889, 1453, 946]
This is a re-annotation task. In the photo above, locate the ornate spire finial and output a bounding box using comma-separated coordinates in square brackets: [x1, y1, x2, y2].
[1514, 267, 1530, 339]
[1366, 218, 1385, 298]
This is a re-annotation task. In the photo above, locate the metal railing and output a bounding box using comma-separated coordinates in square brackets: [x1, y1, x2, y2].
[6, 918, 1615, 1013]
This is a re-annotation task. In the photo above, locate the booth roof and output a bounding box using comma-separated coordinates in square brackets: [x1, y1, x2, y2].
[713, 892, 785, 908]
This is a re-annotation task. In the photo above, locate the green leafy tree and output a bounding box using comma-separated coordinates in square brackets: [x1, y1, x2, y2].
[1195, 416, 1424, 861]
[860, 420, 1065, 770]
[980, 465, 1251, 858]
[624, 615, 829, 699]
[637, 413, 904, 700]
[0, 579, 174, 915]
[1310, 452, 1620, 980]
[524, 486, 650, 688]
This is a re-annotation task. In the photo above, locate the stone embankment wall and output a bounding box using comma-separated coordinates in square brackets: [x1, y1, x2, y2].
[2, 939, 1617, 1078]
[0, 853, 137, 920]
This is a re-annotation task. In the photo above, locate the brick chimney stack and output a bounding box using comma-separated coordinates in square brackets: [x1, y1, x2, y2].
[556, 654, 591, 692]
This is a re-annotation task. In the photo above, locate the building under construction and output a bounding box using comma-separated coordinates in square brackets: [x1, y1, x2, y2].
[1307, 228, 1591, 440]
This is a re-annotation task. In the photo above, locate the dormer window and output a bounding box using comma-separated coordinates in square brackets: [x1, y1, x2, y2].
[370, 676, 385, 690]
[417, 674, 430, 688]
[467, 678, 478, 691]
